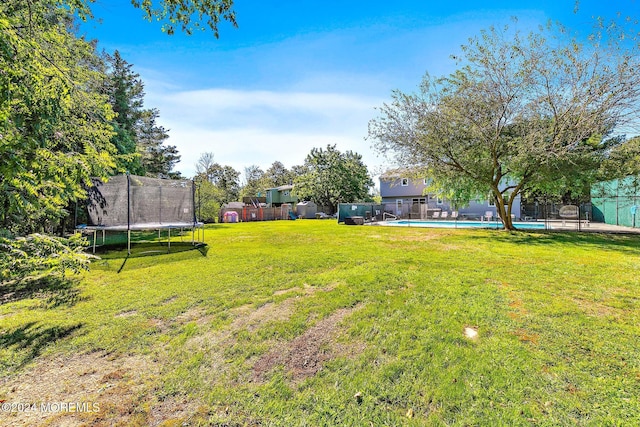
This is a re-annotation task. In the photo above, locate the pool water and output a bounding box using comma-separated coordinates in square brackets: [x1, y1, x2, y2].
[387, 220, 546, 229]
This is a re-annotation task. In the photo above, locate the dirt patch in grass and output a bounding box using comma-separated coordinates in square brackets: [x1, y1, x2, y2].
[252, 305, 365, 383]
[0, 350, 207, 426]
[0, 288, 360, 425]
[115, 309, 137, 318]
[0, 351, 159, 426]
[273, 288, 297, 296]
[514, 329, 540, 345]
[273, 282, 337, 297]
[228, 284, 336, 332]
[148, 306, 214, 334]
[384, 232, 447, 242]
[230, 300, 297, 332]
[572, 297, 620, 319]
[507, 297, 529, 320]
[183, 291, 317, 356]
[175, 306, 212, 326]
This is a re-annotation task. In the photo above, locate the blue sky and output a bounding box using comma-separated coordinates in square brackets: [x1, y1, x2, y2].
[80, 1, 637, 180]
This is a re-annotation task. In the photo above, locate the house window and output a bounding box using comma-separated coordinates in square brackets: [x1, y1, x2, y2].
[424, 178, 429, 185]
[401, 178, 409, 186]
[412, 198, 426, 205]
[488, 196, 495, 207]
[436, 196, 444, 205]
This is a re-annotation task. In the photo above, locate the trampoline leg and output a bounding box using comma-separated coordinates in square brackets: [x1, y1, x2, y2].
[93, 230, 97, 253]
[168, 228, 171, 252]
[127, 230, 131, 255]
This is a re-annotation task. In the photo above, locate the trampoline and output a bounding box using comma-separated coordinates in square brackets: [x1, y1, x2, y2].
[79, 174, 204, 254]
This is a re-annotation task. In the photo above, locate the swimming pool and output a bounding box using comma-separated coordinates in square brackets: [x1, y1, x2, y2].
[383, 220, 547, 229]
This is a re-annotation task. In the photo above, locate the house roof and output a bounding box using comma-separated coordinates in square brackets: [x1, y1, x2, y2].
[267, 184, 294, 191]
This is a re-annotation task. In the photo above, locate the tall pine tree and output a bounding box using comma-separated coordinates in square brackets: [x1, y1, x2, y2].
[102, 51, 180, 177]
[103, 50, 145, 174]
[136, 109, 181, 177]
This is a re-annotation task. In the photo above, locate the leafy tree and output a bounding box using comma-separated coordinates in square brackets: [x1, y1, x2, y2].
[194, 153, 241, 221]
[265, 161, 294, 188]
[195, 152, 217, 181]
[240, 165, 267, 199]
[129, 0, 237, 37]
[208, 164, 241, 203]
[0, 0, 236, 283]
[289, 164, 307, 179]
[0, 0, 116, 284]
[0, 0, 116, 234]
[195, 179, 223, 223]
[294, 145, 373, 214]
[0, 233, 94, 285]
[39, 0, 237, 38]
[369, 20, 640, 230]
[599, 136, 640, 181]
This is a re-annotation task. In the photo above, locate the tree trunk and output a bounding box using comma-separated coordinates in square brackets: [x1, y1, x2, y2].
[493, 189, 516, 231]
[503, 208, 515, 230]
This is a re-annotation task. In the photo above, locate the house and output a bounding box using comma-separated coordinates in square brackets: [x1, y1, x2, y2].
[379, 171, 521, 219]
[265, 185, 298, 207]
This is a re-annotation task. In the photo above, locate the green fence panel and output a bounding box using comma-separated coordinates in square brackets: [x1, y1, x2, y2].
[591, 178, 640, 228]
[591, 198, 605, 223]
[337, 203, 384, 223]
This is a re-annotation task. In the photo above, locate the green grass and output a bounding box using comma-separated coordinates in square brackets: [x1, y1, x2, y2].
[1, 221, 640, 425]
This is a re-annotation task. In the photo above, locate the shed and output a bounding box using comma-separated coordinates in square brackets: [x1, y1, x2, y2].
[296, 201, 317, 219]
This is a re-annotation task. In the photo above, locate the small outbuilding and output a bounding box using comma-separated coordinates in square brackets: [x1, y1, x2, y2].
[296, 201, 317, 219]
[223, 211, 239, 223]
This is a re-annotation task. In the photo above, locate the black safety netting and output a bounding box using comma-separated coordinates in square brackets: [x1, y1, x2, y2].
[86, 174, 196, 228]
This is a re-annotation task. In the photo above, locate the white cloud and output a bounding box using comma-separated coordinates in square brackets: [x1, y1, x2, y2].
[144, 86, 388, 179]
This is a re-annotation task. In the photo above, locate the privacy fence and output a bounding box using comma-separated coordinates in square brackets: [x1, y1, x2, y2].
[591, 178, 640, 228]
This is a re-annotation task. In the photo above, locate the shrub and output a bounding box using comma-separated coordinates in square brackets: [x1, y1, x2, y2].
[0, 232, 94, 284]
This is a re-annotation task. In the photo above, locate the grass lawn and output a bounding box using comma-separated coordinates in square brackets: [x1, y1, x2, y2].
[1, 220, 639, 426]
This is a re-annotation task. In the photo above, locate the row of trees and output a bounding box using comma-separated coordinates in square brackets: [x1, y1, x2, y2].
[0, 0, 218, 283]
[194, 145, 375, 221]
[0, 1, 180, 237]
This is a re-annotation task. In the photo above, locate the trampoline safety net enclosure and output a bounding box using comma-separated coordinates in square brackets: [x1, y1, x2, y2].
[82, 174, 204, 253]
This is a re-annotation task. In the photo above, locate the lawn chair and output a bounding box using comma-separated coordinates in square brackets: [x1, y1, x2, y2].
[484, 211, 493, 222]
[441, 211, 449, 220]
[451, 211, 459, 220]
[432, 211, 440, 219]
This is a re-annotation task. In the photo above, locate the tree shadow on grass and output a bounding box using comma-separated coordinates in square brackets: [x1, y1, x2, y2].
[93, 241, 207, 260]
[90, 242, 208, 273]
[0, 276, 87, 308]
[465, 229, 640, 255]
[0, 322, 83, 371]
